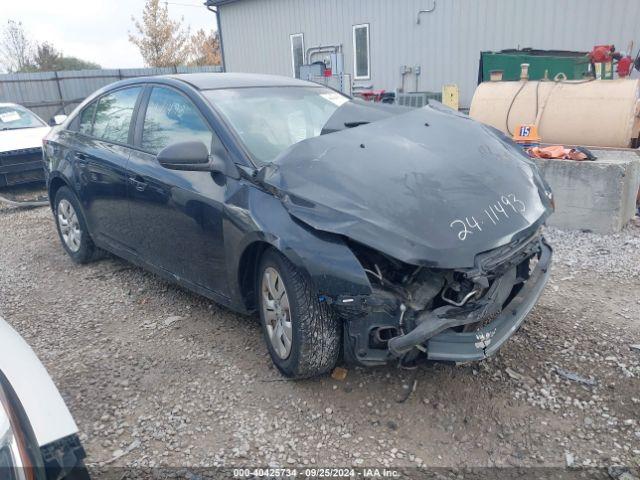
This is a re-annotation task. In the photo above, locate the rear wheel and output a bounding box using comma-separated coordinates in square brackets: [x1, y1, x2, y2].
[257, 249, 341, 379]
[54, 187, 95, 264]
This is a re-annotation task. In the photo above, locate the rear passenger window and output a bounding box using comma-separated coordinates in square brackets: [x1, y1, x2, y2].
[92, 87, 141, 144]
[78, 102, 96, 135]
[141, 87, 212, 155]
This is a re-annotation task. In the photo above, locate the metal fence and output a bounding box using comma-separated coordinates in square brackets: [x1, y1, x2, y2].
[0, 65, 223, 123]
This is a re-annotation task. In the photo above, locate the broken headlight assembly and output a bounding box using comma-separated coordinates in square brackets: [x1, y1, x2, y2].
[339, 232, 547, 366]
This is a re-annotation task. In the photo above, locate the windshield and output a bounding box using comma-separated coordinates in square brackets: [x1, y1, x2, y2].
[205, 86, 349, 165]
[0, 105, 45, 131]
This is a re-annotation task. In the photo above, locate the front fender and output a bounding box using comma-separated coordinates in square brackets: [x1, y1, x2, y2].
[223, 183, 372, 309]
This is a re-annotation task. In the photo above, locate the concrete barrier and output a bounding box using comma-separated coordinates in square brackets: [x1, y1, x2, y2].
[533, 149, 640, 234]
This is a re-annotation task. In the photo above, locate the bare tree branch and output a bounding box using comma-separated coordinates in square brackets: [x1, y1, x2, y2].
[0, 21, 100, 73]
[0, 20, 35, 73]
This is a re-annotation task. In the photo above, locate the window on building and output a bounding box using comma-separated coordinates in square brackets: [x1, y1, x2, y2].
[352, 23, 370, 80]
[92, 87, 142, 144]
[141, 87, 213, 155]
[290, 33, 304, 79]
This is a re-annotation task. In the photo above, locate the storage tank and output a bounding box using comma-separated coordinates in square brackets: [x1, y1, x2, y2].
[469, 79, 640, 148]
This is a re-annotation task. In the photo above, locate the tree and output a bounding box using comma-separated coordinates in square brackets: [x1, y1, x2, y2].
[0, 22, 100, 73]
[33, 42, 61, 71]
[189, 29, 221, 66]
[0, 20, 35, 72]
[33, 41, 101, 71]
[129, 0, 191, 67]
[57, 56, 101, 71]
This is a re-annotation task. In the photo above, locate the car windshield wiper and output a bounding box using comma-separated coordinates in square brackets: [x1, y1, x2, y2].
[1, 126, 39, 131]
[344, 121, 370, 128]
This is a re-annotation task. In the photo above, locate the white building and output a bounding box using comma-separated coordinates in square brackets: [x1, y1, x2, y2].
[208, 0, 640, 108]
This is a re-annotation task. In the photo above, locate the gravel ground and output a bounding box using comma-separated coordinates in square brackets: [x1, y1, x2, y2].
[545, 227, 640, 280]
[1, 187, 639, 478]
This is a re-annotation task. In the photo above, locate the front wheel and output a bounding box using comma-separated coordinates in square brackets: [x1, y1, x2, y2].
[257, 249, 341, 379]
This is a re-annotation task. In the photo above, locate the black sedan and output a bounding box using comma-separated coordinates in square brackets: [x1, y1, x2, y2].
[43, 73, 553, 378]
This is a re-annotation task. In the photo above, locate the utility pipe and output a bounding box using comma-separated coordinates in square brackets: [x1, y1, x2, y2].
[416, 0, 436, 24]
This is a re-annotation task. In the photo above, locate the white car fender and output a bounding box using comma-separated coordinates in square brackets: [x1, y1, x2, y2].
[0, 316, 78, 447]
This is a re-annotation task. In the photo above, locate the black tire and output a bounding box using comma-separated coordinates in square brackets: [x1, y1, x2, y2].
[53, 187, 96, 264]
[257, 248, 341, 379]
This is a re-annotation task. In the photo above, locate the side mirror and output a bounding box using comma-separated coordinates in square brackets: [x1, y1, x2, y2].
[158, 141, 210, 170]
[157, 140, 239, 178]
[49, 114, 67, 126]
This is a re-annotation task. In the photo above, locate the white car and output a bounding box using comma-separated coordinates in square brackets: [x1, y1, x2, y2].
[0, 316, 88, 479]
[0, 103, 64, 188]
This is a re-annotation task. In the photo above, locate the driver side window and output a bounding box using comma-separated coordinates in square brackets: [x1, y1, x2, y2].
[141, 87, 213, 155]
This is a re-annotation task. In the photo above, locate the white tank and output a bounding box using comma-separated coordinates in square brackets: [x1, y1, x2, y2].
[469, 79, 640, 148]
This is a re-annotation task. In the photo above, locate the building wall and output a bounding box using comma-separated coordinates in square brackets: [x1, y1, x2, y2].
[218, 0, 640, 107]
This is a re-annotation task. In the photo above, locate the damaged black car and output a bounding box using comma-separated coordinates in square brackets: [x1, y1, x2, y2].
[44, 73, 553, 378]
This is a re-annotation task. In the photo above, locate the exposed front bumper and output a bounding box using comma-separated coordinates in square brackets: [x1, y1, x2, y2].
[425, 239, 552, 362]
[341, 238, 552, 366]
[0, 147, 45, 187]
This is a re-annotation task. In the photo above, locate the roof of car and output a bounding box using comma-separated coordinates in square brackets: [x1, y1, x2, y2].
[165, 72, 318, 90]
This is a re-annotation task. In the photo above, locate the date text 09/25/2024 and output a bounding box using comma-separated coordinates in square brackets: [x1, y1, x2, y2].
[233, 467, 401, 478]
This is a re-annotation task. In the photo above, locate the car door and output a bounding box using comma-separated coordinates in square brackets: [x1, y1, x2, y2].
[127, 85, 229, 295]
[72, 86, 142, 252]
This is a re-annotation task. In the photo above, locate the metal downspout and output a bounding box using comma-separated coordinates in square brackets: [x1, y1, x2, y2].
[215, 7, 227, 72]
[205, 1, 227, 72]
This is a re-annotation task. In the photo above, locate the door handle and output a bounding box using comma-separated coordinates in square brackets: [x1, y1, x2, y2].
[74, 152, 87, 165]
[128, 176, 148, 192]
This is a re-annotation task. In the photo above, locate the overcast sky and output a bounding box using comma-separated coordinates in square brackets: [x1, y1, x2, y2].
[3, 0, 218, 68]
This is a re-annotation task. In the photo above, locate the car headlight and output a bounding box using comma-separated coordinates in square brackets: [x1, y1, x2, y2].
[0, 372, 44, 480]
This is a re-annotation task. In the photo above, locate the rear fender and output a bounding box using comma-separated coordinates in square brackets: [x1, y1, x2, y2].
[44, 132, 79, 207]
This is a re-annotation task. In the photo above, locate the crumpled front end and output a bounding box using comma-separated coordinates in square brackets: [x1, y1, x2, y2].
[332, 231, 551, 366]
[259, 101, 555, 366]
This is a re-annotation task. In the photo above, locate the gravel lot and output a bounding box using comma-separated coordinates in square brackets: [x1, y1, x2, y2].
[1, 187, 639, 477]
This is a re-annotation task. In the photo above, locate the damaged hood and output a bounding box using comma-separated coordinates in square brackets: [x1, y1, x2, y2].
[260, 104, 552, 268]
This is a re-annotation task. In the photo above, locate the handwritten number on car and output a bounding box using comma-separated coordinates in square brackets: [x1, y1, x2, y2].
[450, 194, 526, 241]
[450, 217, 481, 241]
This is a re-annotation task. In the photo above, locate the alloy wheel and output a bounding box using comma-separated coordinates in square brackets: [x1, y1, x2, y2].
[57, 199, 82, 253]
